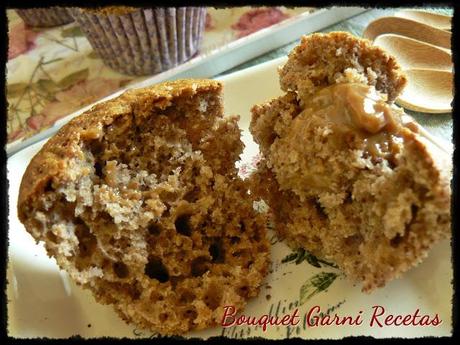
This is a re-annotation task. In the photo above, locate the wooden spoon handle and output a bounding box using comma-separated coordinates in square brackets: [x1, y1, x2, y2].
[395, 10, 452, 31]
[373, 34, 452, 71]
[363, 16, 451, 50]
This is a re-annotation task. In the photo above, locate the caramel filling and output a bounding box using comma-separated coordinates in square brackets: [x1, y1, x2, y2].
[301, 83, 416, 162]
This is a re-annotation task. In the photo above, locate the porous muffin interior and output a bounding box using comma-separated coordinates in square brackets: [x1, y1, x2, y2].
[279, 31, 407, 101]
[250, 32, 450, 292]
[18, 80, 270, 334]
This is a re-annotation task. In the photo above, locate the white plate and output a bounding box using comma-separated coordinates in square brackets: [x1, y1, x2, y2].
[7, 57, 452, 339]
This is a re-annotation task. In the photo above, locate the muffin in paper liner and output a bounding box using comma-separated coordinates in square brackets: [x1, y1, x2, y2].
[71, 7, 207, 76]
[16, 7, 74, 27]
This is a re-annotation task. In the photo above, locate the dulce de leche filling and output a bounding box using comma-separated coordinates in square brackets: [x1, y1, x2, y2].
[269, 82, 420, 196]
[301, 82, 417, 162]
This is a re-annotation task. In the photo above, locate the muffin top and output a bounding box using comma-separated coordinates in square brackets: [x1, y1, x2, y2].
[80, 6, 139, 16]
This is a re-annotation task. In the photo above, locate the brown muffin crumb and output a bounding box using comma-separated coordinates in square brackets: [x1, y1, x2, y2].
[279, 31, 407, 101]
[81, 6, 138, 15]
[18, 79, 270, 335]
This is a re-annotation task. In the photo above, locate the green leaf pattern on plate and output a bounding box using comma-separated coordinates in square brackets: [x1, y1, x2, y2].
[299, 272, 339, 306]
[281, 248, 338, 269]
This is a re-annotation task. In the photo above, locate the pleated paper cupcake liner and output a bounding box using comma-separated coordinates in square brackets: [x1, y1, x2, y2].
[71, 7, 206, 76]
[16, 7, 74, 27]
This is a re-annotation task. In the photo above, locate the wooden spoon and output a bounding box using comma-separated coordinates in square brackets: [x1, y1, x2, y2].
[395, 10, 452, 31]
[396, 69, 453, 113]
[363, 16, 451, 50]
[374, 34, 452, 71]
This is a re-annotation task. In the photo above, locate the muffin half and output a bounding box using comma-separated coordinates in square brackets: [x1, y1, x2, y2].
[249, 32, 451, 292]
[18, 79, 270, 334]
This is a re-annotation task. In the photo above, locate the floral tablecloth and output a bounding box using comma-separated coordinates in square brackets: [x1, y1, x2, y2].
[6, 7, 313, 145]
